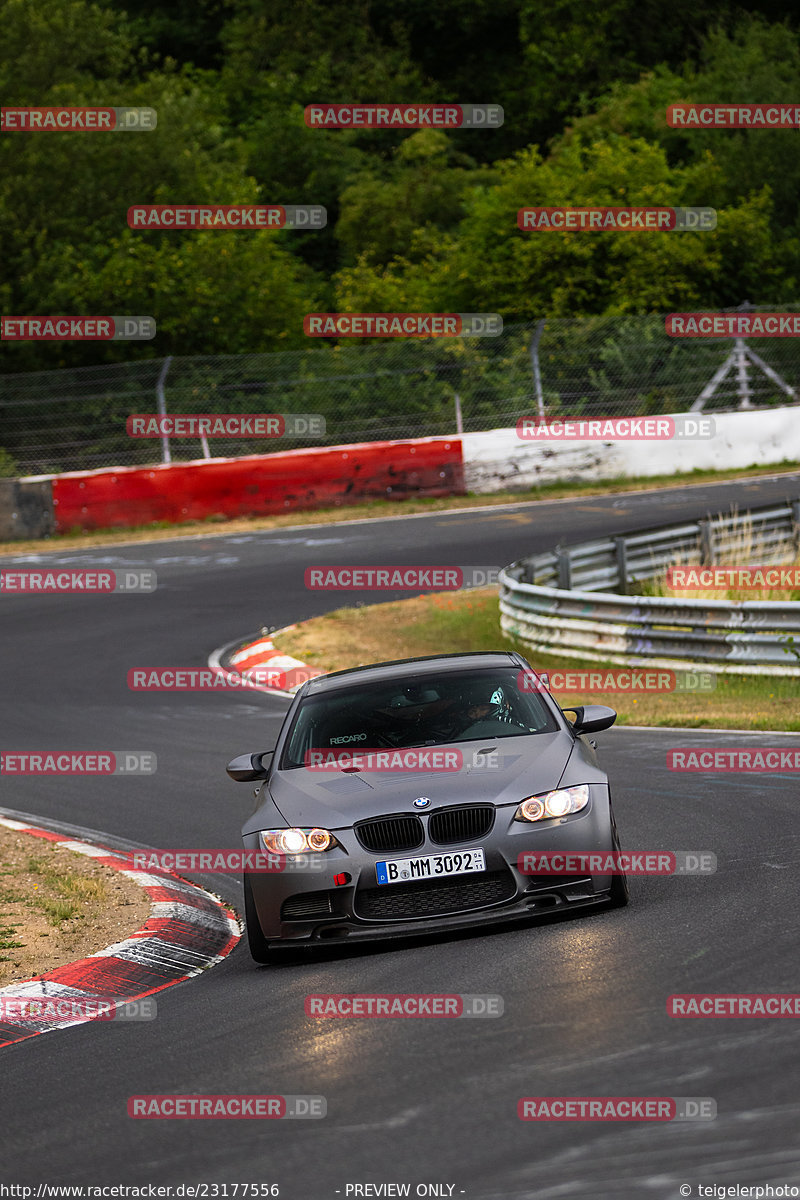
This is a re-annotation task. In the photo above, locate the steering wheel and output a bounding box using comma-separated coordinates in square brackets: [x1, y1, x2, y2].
[464, 703, 530, 731]
[370, 730, 402, 747]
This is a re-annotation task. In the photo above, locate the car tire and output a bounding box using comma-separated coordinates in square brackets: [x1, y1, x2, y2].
[607, 806, 629, 908]
[243, 874, 276, 963]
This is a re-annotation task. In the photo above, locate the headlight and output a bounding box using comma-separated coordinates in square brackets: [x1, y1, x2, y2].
[260, 828, 338, 854]
[515, 784, 590, 823]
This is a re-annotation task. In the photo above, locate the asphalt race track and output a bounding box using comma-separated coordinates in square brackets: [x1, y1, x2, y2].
[2, 472, 800, 1199]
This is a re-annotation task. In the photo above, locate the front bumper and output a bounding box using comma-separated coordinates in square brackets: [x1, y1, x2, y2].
[243, 786, 620, 948]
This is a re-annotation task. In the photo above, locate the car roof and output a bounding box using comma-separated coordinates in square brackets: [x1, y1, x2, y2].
[303, 651, 523, 696]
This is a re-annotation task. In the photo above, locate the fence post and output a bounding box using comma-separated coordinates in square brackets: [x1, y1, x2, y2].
[454, 391, 464, 434]
[156, 356, 173, 465]
[530, 320, 547, 419]
[734, 339, 752, 409]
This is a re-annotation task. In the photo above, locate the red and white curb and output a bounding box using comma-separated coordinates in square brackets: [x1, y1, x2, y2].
[210, 627, 323, 699]
[0, 816, 241, 1049]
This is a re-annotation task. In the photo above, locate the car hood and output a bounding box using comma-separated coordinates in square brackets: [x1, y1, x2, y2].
[264, 732, 573, 828]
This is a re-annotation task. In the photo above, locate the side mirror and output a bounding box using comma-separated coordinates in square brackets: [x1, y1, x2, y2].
[226, 750, 274, 782]
[563, 705, 617, 736]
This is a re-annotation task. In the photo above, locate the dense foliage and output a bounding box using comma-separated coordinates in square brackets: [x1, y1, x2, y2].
[1, 0, 799, 369]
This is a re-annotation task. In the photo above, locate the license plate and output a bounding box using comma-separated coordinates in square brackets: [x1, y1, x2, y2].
[376, 848, 486, 886]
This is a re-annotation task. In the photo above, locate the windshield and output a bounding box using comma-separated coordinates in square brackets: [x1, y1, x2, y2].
[280, 667, 559, 769]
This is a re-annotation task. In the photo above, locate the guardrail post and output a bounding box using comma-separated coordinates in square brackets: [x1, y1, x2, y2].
[556, 548, 572, 589]
[614, 536, 629, 595]
[792, 500, 800, 553]
[699, 519, 715, 566]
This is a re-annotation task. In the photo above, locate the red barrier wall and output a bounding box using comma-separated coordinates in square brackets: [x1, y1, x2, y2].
[50, 439, 465, 531]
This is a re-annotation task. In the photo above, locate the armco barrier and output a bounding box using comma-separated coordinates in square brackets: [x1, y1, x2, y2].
[0, 478, 54, 540]
[499, 499, 800, 675]
[47, 438, 464, 532]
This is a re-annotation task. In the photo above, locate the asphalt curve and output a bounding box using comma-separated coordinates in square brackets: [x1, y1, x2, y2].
[2, 472, 800, 1199]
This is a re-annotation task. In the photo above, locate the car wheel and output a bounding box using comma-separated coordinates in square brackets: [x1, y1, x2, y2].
[607, 806, 629, 908]
[243, 874, 276, 963]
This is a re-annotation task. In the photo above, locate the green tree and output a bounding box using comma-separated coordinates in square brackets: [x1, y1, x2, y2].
[335, 130, 488, 267]
[0, 0, 323, 368]
[335, 135, 788, 315]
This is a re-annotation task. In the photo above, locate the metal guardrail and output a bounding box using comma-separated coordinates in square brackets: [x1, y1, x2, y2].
[498, 499, 800, 675]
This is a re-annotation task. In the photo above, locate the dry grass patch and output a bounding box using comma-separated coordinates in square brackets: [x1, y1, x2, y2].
[0, 825, 151, 986]
[644, 509, 800, 604]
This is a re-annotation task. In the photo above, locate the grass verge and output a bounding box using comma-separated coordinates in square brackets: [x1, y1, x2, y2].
[0, 824, 150, 986]
[273, 588, 800, 731]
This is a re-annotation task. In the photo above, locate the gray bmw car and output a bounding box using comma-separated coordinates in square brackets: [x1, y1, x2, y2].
[228, 651, 628, 963]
